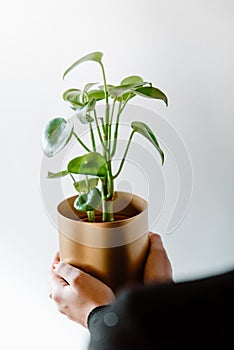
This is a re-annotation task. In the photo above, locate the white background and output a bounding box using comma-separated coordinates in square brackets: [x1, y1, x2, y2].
[0, 0, 233, 349]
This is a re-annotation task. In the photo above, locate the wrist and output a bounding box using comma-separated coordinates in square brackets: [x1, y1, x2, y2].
[87, 305, 112, 330]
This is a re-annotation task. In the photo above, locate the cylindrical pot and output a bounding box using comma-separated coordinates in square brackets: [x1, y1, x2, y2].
[57, 191, 149, 292]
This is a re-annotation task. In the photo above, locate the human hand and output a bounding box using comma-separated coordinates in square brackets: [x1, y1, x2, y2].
[143, 232, 173, 284]
[49, 253, 116, 328]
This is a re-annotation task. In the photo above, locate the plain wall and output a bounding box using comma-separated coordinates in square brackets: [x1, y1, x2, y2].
[0, 0, 233, 349]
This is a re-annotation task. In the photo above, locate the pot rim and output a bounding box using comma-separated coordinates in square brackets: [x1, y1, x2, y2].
[57, 191, 149, 248]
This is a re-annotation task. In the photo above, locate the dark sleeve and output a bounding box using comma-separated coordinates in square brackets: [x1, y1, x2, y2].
[87, 269, 234, 350]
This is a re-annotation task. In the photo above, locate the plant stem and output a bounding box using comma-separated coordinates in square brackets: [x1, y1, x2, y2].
[111, 101, 122, 157]
[102, 199, 114, 222]
[72, 131, 91, 152]
[99, 61, 115, 222]
[100, 62, 109, 105]
[87, 211, 95, 222]
[69, 173, 76, 183]
[110, 98, 117, 125]
[101, 168, 114, 222]
[93, 110, 108, 151]
[89, 123, 96, 151]
[112, 130, 135, 179]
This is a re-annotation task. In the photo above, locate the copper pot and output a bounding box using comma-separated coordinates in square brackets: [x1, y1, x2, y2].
[57, 191, 149, 292]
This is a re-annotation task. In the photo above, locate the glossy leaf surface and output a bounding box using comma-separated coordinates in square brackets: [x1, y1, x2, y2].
[88, 89, 105, 101]
[74, 187, 102, 212]
[63, 52, 103, 79]
[133, 86, 168, 106]
[75, 99, 95, 124]
[131, 121, 164, 165]
[68, 152, 108, 177]
[73, 177, 99, 193]
[109, 83, 143, 98]
[41, 117, 74, 157]
[47, 170, 69, 178]
[121, 75, 144, 86]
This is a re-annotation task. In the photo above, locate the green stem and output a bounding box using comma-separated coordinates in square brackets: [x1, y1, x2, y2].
[110, 99, 117, 125]
[72, 131, 91, 152]
[111, 101, 122, 157]
[101, 170, 114, 222]
[89, 123, 96, 151]
[69, 173, 76, 183]
[102, 199, 114, 222]
[85, 175, 89, 191]
[93, 110, 108, 152]
[99, 62, 109, 105]
[100, 117, 105, 133]
[87, 211, 95, 222]
[119, 96, 130, 115]
[112, 130, 135, 179]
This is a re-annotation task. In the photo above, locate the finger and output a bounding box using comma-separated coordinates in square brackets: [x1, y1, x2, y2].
[148, 232, 165, 252]
[48, 269, 69, 300]
[51, 251, 60, 269]
[51, 268, 69, 285]
[49, 270, 69, 300]
[144, 232, 173, 284]
[54, 262, 82, 286]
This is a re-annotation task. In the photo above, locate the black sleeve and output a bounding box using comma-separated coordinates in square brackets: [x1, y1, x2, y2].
[87, 269, 234, 349]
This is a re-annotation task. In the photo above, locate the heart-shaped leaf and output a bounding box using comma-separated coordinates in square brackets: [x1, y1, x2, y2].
[73, 177, 99, 193]
[74, 187, 102, 212]
[88, 89, 105, 101]
[133, 86, 168, 106]
[41, 117, 74, 157]
[63, 52, 103, 80]
[68, 152, 108, 177]
[121, 75, 144, 86]
[131, 121, 164, 165]
[47, 170, 69, 178]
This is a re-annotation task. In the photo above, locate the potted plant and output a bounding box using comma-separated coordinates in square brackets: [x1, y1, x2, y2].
[41, 51, 168, 291]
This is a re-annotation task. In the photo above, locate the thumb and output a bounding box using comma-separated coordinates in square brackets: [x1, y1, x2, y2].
[144, 232, 173, 284]
[54, 262, 82, 286]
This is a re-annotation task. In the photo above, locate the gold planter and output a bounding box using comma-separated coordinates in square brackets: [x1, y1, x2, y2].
[57, 191, 149, 292]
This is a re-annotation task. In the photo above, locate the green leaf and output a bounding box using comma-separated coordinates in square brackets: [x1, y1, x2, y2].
[68, 152, 108, 177]
[131, 121, 164, 165]
[73, 177, 99, 193]
[63, 89, 84, 109]
[76, 110, 94, 124]
[63, 51, 103, 79]
[63, 88, 82, 102]
[47, 170, 69, 178]
[75, 99, 95, 124]
[74, 187, 102, 212]
[121, 91, 136, 102]
[41, 117, 74, 157]
[83, 82, 98, 93]
[88, 89, 105, 101]
[109, 83, 143, 98]
[121, 75, 144, 86]
[133, 86, 168, 106]
[98, 84, 114, 92]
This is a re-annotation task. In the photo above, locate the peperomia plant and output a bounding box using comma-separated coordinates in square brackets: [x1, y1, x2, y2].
[41, 51, 168, 222]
